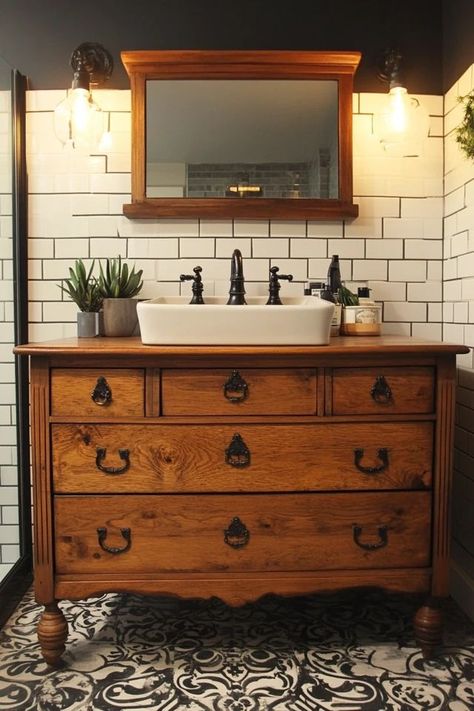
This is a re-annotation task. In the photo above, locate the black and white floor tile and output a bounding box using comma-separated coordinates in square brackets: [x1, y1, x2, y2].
[1, 589, 474, 710]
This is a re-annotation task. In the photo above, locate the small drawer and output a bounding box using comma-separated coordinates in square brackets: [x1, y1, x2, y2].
[52, 422, 433, 493]
[161, 368, 317, 416]
[331, 367, 435, 415]
[51, 368, 145, 418]
[54, 491, 431, 575]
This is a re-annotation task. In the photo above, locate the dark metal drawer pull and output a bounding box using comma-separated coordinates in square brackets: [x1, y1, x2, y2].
[225, 433, 251, 468]
[370, 375, 393, 404]
[95, 447, 130, 474]
[97, 527, 131, 554]
[91, 376, 112, 406]
[354, 447, 389, 475]
[223, 370, 249, 403]
[352, 524, 388, 551]
[224, 517, 250, 549]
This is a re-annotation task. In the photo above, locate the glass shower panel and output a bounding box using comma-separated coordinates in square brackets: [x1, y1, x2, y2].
[0, 55, 19, 582]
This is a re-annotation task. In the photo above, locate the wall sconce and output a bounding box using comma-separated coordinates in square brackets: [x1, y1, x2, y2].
[54, 42, 113, 153]
[373, 49, 430, 156]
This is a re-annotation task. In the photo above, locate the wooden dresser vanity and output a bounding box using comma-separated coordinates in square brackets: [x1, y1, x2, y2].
[15, 336, 468, 665]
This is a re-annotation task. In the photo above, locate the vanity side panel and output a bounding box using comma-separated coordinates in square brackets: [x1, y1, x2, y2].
[432, 355, 457, 597]
[30, 357, 54, 604]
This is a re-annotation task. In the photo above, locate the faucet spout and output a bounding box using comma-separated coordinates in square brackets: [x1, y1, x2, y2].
[227, 249, 247, 305]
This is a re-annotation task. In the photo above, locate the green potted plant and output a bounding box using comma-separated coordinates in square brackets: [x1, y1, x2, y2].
[98, 256, 144, 336]
[58, 259, 102, 337]
[456, 91, 474, 160]
[338, 284, 381, 336]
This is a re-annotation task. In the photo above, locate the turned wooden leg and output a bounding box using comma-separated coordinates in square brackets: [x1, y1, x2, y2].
[414, 597, 443, 659]
[38, 602, 68, 666]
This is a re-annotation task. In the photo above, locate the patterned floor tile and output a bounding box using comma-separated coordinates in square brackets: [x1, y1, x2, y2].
[0, 589, 473, 710]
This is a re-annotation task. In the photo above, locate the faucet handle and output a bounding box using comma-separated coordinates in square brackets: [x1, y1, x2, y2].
[266, 266, 293, 305]
[270, 266, 293, 282]
[180, 265, 202, 282]
[180, 266, 204, 304]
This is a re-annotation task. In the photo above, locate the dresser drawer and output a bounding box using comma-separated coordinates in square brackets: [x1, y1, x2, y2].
[54, 491, 431, 574]
[51, 368, 145, 418]
[161, 368, 317, 415]
[52, 422, 433, 493]
[332, 367, 434, 415]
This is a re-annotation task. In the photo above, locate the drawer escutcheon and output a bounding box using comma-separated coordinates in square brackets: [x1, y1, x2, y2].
[225, 433, 251, 468]
[224, 517, 250, 549]
[91, 376, 112, 406]
[223, 370, 249, 403]
[370, 375, 393, 404]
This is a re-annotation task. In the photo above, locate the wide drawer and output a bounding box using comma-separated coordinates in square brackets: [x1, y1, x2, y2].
[161, 368, 317, 415]
[51, 368, 145, 418]
[52, 422, 433, 493]
[54, 491, 431, 574]
[331, 367, 434, 415]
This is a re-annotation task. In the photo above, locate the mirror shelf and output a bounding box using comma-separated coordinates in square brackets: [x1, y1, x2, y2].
[122, 50, 361, 220]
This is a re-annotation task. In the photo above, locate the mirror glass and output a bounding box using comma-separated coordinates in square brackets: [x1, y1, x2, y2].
[122, 50, 360, 219]
[146, 79, 339, 200]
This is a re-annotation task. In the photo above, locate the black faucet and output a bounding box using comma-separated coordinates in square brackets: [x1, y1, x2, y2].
[227, 249, 246, 305]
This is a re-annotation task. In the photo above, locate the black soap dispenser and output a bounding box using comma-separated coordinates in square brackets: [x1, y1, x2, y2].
[327, 254, 342, 295]
[326, 255, 342, 336]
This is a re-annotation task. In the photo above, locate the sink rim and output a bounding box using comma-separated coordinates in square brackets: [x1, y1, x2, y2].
[138, 295, 328, 309]
[137, 295, 334, 345]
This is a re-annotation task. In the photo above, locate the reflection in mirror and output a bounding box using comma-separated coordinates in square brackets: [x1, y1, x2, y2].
[146, 80, 338, 200]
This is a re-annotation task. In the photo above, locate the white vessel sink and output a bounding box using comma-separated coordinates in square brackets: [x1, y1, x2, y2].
[137, 296, 334, 345]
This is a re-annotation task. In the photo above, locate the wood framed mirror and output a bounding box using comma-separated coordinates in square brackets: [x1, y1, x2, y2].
[122, 50, 361, 220]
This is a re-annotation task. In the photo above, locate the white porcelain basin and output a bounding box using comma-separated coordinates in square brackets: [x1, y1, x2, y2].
[137, 296, 334, 345]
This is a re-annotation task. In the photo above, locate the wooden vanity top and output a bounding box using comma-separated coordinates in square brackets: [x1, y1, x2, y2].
[14, 335, 470, 357]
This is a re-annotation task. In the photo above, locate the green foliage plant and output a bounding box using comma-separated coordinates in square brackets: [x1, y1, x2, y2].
[98, 256, 143, 299]
[338, 284, 359, 306]
[58, 259, 103, 312]
[456, 91, 474, 160]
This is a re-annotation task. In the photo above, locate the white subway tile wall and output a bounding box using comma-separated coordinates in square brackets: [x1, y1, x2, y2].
[444, 63, 474, 620]
[22, 89, 444, 341]
[0, 90, 19, 577]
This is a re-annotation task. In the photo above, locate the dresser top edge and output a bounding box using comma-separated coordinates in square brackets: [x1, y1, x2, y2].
[14, 336, 469, 358]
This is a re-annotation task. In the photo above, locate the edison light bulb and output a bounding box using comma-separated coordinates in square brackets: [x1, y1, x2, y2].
[69, 88, 91, 136]
[374, 86, 430, 157]
[387, 86, 409, 134]
[54, 88, 105, 153]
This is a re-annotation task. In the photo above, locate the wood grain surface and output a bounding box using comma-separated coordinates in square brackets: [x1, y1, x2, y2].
[161, 367, 317, 415]
[51, 368, 145, 418]
[52, 422, 433, 493]
[54, 491, 431, 575]
[332, 366, 435, 415]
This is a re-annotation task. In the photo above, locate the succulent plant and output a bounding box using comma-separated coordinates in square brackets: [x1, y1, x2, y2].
[98, 256, 143, 299]
[338, 284, 359, 306]
[58, 259, 103, 312]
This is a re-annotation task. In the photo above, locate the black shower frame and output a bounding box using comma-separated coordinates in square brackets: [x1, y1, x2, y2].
[0, 69, 32, 627]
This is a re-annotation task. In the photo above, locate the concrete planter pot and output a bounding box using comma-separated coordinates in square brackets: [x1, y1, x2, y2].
[77, 312, 98, 338]
[102, 298, 139, 337]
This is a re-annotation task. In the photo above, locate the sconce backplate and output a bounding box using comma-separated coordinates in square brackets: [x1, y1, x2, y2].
[70, 42, 114, 86]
